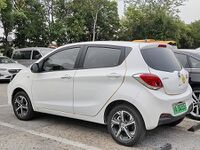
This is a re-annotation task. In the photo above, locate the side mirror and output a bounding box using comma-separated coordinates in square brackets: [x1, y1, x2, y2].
[31, 63, 40, 73]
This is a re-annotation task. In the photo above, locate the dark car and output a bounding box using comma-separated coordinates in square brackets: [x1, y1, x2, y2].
[174, 49, 200, 120]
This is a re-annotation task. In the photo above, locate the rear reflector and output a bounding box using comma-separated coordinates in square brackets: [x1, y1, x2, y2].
[133, 73, 163, 90]
[158, 44, 167, 48]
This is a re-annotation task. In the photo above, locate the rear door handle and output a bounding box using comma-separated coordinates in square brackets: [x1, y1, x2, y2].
[107, 73, 121, 79]
[61, 74, 72, 79]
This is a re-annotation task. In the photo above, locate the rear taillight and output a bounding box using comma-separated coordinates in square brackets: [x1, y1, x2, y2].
[133, 73, 163, 90]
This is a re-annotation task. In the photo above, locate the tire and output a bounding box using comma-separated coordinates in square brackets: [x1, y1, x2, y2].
[12, 91, 35, 120]
[107, 105, 146, 146]
[165, 118, 184, 127]
[187, 87, 200, 120]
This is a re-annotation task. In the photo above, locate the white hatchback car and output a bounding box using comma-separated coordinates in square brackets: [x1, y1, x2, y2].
[8, 41, 193, 146]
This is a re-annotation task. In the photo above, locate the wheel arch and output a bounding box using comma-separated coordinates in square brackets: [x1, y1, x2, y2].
[104, 100, 145, 127]
[12, 87, 28, 102]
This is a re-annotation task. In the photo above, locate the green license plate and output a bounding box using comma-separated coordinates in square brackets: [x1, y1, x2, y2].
[173, 102, 187, 115]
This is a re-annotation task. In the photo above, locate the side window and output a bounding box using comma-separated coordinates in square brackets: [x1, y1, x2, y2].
[83, 47, 122, 69]
[174, 53, 189, 68]
[189, 57, 200, 68]
[32, 50, 42, 60]
[13, 51, 31, 60]
[42, 48, 80, 72]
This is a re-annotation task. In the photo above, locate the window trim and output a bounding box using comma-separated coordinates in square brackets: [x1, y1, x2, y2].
[77, 44, 126, 70]
[38, 46, 83, 73]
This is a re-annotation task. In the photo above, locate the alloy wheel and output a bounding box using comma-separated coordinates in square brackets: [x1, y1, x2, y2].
[191, 90, 200, 118]
[14, 95, 29, 118]
[111, 110, 137, 141]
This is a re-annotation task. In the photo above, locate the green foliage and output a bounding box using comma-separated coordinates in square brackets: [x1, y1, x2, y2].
[13, 0, 48, 48]
[0, 0, 6, 10]
[0, 0, 200, 56]
[53, 0, 120, 43]
[190, 20, 200, 48]
[119, 0, 198, 49]
[120, 5, 179, 40]
[0, 0, 13, 56]
[125, 0, 187, 16]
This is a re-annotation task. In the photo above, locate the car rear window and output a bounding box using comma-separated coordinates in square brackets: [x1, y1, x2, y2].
[141, 48, 181, 72]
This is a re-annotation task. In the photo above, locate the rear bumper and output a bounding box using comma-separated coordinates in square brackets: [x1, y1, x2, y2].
[158, 103, 193, 126]
[135, 85, 193, 130]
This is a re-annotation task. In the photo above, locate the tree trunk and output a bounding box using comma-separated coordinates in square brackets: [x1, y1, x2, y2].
[92, 12, 98, 41]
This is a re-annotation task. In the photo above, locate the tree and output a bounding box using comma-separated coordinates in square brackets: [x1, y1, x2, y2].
[0, 0, 6, 10]
[119, 0, 194, 49]
[53, 0, 87, 44]
[120, 5, 179, 40]
[175, 20, 194, 48]
[53, 0, 120, 44]
[86, 0, 105, 41]
[190, 20, 200, 48]
[0, 0, 13, 56]
[124, 0, 187, 16]
[13, 0, 48, 47]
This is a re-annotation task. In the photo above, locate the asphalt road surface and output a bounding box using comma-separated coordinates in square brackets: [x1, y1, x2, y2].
[0, 82, 200, 150]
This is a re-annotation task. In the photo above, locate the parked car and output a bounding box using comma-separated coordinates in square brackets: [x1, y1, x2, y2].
[174, 49, 200, 120]
[0, 56, 26, 81]
[11, 47, 53, 67]
[8, 41, 193, 146]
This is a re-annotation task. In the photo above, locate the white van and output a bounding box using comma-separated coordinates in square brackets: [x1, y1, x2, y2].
[11, 47, 53, 67]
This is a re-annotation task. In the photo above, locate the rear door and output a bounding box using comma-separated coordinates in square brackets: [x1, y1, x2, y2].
[74, 45, 126, 116]
[141, 46, 188, 95]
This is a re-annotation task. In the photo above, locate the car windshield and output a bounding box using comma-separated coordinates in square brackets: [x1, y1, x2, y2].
[0, 57, 15, 64]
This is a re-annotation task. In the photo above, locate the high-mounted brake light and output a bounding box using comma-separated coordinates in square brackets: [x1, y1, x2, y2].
[133, 73, 163, 90]
[158, 44, 167, 48]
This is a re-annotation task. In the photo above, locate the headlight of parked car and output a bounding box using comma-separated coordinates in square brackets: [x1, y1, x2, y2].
[8, 69, 21, 74]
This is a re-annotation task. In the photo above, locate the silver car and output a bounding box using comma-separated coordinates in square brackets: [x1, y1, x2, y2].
[11, 47, 53, 67]
[174, 49, 200, 120]
[0, 56, 26, 80]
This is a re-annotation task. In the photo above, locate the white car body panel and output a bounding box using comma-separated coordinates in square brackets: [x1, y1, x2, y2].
[31, 70, 76, 113]
[74, 62, 126, 116]
[7, 41, 193, 130]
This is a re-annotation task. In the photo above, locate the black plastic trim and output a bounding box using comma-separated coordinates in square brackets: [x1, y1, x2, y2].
[158, 104, 193, 126]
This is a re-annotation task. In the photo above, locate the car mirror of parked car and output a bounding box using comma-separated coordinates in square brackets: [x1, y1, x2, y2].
[31, 63, 40, 73]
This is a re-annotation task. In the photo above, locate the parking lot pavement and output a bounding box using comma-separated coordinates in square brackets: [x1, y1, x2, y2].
[0, 83, 200, 150]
